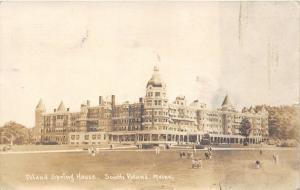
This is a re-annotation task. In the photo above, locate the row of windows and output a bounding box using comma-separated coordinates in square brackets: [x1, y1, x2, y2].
[205, 124, 222, 129]
[56, 115, 67, 119]
[146, 100, 162, 106]
[71, 142, 102, 145]
[145, 110, 168, 116]
[207, 118, 221, 122]
[43, 128, 78, 132]
[147, 92, 162, 97]
[174, 100, 185, 105]
[172, 121, 195, 126]
[207, 113, 219, 117]
[70, 134, 107, 140]
[113, 118, 142, 124]
[144, 118, 169, 123]
[43, 128, 67, 132]
[114, 112, 141, 117]
[143, 125, 189, 132]
[42, 135, 67, 141]
[112, 125, 141, 131]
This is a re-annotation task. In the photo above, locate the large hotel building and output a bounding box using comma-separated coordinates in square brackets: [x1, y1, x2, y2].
[34, 67, 269, 145]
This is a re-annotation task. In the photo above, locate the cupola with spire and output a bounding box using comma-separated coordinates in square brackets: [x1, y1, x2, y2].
[144, 66, 168, 108]
[146, 66, 166, 89]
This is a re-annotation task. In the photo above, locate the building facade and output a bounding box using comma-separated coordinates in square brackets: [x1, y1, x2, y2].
[34, 66, 269, 145]
[69, 131, 108, 145]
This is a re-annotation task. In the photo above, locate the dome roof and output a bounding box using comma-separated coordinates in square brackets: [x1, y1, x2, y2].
[146, 66, 165, 88]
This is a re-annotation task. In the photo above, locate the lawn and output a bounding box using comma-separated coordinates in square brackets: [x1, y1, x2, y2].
[0, 149, 299, 190]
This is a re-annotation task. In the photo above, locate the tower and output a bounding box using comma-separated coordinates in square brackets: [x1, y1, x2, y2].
[220, 95, 235, 135]
[34, 99, 46, 142]
[35, 99, 46, 128]
[143, 66, 169, 131]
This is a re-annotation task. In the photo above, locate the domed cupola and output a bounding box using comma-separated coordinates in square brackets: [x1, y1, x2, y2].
[146, 66, 165, 89]
[143, 66, 169, 131]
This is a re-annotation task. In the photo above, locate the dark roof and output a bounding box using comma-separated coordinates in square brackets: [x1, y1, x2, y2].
[221, 95, 232, 107]
[146, 81, 162, 88]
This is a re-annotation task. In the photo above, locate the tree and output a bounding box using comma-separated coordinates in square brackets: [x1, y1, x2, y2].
[288, 127, 300, 142]
[252, 105, 300, 141]
[239, 118, 252, 145]
[0, 121, 31, 145]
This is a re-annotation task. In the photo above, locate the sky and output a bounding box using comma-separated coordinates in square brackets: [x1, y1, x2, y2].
[0, 1, 299, 127]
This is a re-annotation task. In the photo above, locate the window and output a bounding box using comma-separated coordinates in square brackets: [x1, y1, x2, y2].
[97, 135, 101, 139]
[76, 135, 80, 140]
[92, 135, 96, 140]
[155, 92, 160, 97]
[84, 135, 89, 140]
[71, 135, 75, 140]
[147, 100, 152, 106]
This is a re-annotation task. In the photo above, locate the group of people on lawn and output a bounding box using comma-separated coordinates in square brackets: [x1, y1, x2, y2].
[178, 145, 213, 169]
[87, 145, 280, 170]
[255, 150, 280, 169]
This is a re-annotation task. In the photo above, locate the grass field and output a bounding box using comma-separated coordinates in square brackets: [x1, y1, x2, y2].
[0, 148, 299, 190]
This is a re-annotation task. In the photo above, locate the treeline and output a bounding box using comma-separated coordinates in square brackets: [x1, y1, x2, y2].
[0, 121, 32, 144]
[254, 105, 300, 141]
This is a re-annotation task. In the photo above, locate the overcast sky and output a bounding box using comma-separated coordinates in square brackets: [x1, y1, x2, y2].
[0, 1, 299, 127]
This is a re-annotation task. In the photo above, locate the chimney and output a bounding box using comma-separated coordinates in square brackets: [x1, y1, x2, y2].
[87, 100, 90, 106]
[99, 96, 103, 105]
[139, 97, 143, 104]
[111, 95, 115, 108]
[54, 109, 56, 112]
